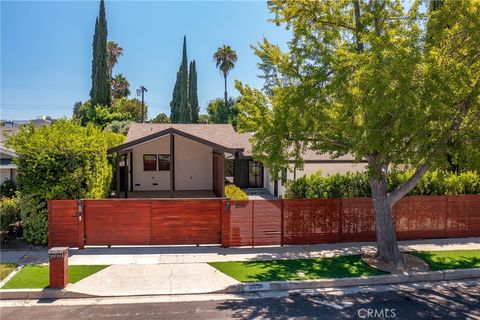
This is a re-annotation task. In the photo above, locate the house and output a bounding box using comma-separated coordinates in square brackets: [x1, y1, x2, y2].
[0, 143, 17, 185]
[108, 123, 367, 198]
[0, 116, 52, 186]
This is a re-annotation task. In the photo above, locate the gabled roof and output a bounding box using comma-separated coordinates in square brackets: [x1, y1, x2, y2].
[0, 143, 17, 158]
[108, 123, 249, 154]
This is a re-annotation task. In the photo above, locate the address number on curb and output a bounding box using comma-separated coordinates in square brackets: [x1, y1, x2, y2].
[244, 282, 270, 292]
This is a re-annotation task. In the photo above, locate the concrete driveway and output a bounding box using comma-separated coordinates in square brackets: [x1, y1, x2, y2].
[66, 263, 239, 296]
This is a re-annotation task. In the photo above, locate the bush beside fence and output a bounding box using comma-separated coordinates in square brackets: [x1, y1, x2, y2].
[285, 170, 480, 199]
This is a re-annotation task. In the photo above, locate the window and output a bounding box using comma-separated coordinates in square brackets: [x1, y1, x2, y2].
[158, 154, 171, 171]
[143, 154, 157, 171]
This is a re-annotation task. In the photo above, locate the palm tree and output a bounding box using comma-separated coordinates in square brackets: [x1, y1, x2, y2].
[111, 73, 130, 99]
[213, 45, 238, 106]
[107, 41, 123, 78]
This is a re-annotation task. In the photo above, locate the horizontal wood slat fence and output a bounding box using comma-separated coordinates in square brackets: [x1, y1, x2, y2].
[48, 195, 480, 248]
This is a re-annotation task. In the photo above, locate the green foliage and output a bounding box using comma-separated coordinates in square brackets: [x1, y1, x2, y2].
[150, 113, 170, 124]
[285, 170, 480, 199]
[189, 60, 199, 123]
[111, 97, 147, 123]
[6, 120, 124, 244]
[90, 0, 111, 107]
[79, 103, 130, 129]
[18, 194, 47, 244]
[170, 36, 198, 123]
[103, 120, 133, 135]
[0, 180, 16, 198]
[206, 98, 238, 128]
[111, 73, 130, 99]
[197, 114, 209, 124]
[225, 184, 248, 200]
[0, 196, 21, 232]
[236, 1, 480, 192]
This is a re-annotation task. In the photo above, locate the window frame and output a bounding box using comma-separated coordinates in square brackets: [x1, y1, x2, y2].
[143, 154, 157, 171]
[157, 154, 171, 171]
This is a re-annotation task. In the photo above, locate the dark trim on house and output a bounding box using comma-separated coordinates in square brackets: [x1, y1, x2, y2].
[108, 127, 243, 154]
[170, 133, 175, 198]
[130, 152, 133, 191]
[124, 154, 128, 198]
[115, 152, 120, 197]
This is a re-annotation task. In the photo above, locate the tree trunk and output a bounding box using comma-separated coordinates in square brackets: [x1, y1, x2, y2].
[224, 74, 228, 107]
[369, 160, 404, 267]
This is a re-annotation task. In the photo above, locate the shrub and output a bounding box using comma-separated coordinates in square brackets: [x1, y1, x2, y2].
[18, 193, 47, 244]
[6, 120, 124, 244]
[0, 180, 16, 198]
[225, 184, 248, 200]
[285, 170, 480, 199]
[0, 196, 21, 232]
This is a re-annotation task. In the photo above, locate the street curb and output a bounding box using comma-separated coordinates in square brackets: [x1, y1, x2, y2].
[220, 268, 480, 293]
[0, 288, 95, 300]
[1, 268, 478, 299]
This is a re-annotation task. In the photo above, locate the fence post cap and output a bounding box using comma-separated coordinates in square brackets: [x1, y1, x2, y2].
[48, 247, 69, 256]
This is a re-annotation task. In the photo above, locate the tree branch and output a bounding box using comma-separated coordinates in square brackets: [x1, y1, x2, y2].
[388, 163, 429, 205]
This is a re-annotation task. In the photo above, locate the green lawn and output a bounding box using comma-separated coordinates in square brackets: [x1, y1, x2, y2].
[0, 264, 17, 281]
[411, 250, 480, 271]
[209, 255, 387, 282]
[1, 265, 108, 289]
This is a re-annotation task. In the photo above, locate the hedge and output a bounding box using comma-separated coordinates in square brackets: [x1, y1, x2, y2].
[284, 170, 480, 199]
[225, 184, 248, 200]
[6, 120, 124, 244]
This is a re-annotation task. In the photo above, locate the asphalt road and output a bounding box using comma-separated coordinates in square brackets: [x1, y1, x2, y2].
[2, 282, 479, 320]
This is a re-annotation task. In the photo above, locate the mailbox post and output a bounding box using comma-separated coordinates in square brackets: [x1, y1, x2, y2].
[49, 247, 68, 289]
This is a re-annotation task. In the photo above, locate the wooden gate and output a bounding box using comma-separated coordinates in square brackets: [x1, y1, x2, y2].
[83, 199, 222, 246]
[49, 199, 222, 247]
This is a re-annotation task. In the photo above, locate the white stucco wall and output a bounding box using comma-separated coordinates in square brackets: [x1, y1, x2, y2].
[0, 169, 12, 184]
[264, 162, 367, 198]
[174, 135, 213, 190]
[130, 134, 213, 191]
[132, 136, 170, 190]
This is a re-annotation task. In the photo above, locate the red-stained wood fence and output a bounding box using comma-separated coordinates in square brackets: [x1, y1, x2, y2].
[48, 195, 480, 248]
[221, 195, 480, 247]
[48, 199, 222, 248]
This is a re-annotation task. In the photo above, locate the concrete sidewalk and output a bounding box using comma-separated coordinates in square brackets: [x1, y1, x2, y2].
[1, 237, 479, 266]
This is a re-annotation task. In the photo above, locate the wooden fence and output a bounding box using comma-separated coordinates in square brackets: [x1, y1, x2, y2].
[48, 195, 480, 248]
[221, 195, 480, 247]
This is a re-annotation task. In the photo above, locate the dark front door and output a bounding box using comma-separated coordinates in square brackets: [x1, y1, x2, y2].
[248, 160, 263, 188]
[119, 166, 127, 191]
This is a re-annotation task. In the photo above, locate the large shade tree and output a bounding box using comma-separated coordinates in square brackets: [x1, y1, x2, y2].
[236, 0, 480, 267]
[214, 45, 238, 107]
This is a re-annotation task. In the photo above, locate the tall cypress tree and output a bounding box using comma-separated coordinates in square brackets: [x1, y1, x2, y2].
[170, 36, 191, 123]
[189, 60, 199, 123]
[90, 0, 111, 107]
[170, 71, 181, 123]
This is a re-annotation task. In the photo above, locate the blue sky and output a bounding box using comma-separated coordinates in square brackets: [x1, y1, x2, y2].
[1, 0, 290, 120]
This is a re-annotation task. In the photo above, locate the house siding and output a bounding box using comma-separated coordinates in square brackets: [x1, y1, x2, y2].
[130, 134, 213, 191]
[132, 136, 170, 191]
[174, 135, 213, 190]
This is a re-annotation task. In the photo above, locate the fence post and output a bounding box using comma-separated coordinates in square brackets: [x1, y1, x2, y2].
[251, 200, 255, 248]
[47, 201, 52, 249]
[77, 200, 85, 249]
[338, 198, 343, 243]
[444, 196, 448, 238]
[280, 199, 284, 246]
